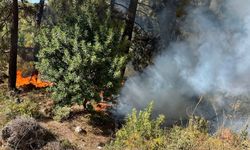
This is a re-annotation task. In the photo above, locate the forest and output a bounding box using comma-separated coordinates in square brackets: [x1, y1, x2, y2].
[1, 0, 250, 149]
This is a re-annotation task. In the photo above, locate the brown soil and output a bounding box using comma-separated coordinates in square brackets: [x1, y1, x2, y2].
[40, 116, 112, 150]
[0, 84, 115, 150]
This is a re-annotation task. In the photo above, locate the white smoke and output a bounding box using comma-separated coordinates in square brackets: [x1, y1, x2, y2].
[116, 0, 250, 129]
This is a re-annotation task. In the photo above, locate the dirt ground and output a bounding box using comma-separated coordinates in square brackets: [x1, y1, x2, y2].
[0, 82, 116, 150]
[39, 115, 113, 150]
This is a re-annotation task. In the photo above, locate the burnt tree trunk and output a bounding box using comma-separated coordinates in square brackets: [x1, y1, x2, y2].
[8, 0, 18, 90]
[36, 0, 45, 27]
[33, 0, 45, 71]
[110, 0, 115, 15]
[121, 0, 138, 78]
[122, 0, 138, 41]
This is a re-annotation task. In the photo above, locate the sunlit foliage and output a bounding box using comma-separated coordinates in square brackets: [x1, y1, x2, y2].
[36, 0, 127, 106]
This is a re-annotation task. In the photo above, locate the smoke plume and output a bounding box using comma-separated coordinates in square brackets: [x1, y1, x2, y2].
[116, 0, 250, 130]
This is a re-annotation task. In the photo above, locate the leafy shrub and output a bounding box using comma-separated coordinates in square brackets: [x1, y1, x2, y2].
[60, 139, 77, 149]
[167, 125, 204, 150]
[0, 86, 8, 101]
[36, 0, 126, 106]
[2, 99, 40, 120]
[106, 102, 166, 150]
[106, 103, 250, 150]
[52, 106, 71, 122]
[165, 117, 250, 150]
[0, 1, 10, 73]
[188, 115, 209, 133]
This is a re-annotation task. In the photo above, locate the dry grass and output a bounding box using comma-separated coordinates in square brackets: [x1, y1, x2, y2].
[106, 104, 250, 150]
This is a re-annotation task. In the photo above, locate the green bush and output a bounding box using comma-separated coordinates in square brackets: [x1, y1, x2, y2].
[2, 99, 40, 120]
[106, 102, 250, 150]
[105, 102, 167, 150]
[36, 0, 126, 106]
[0, 0, 10, 73]
[167, 126, 202, 150]
[52, 106, 71, 122]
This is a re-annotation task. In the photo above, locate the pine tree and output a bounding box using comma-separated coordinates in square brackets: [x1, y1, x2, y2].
[36, 0, 126, 108]
[8, 0, 18, 90]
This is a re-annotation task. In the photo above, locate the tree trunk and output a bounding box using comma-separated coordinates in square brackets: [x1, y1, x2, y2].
[122, 0, 138, 41]
[110, 0, 115, 15]
[8, 0, 18, 90]
[36, 0, 45, 27]
[33, 0, 45, 64]
[121, 0, 138, 78]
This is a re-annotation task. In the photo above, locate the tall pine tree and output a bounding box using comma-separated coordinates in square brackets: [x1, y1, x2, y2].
[8, 0, 18, 90]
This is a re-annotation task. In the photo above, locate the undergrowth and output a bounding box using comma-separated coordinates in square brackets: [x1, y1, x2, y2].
[3, 98, 40, 120]
[52, 106, 71, 122]
[106, 102, 166, 150]
[106, 102, 250, 150]
[0, 88, 41, 128]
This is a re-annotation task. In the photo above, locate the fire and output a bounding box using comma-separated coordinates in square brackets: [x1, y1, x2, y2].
[94, 102, 112, 112]
[219, 128, 234, 142]
[16, 70, 52, 88]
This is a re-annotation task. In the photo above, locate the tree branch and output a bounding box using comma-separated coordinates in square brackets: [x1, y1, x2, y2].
[138, 2, 153, 10]
[114, 2, 128, 10]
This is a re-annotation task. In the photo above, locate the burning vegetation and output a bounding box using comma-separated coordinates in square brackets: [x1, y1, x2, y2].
[16, 70, 52, 88]
[2, 0, 250, 149]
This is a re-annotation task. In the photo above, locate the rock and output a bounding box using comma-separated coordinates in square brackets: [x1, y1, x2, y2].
[1, 117, 54, 150]
[74, 126, 87, 134]
[97, 142, 105, 149]
[75, 126, 82, 133]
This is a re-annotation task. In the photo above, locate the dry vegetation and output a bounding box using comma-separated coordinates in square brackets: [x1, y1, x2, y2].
[0, 77, 250, 150]
[0, 82, 113, 150]
[1, 0, 250, 150]
[106, 103, 250, 150]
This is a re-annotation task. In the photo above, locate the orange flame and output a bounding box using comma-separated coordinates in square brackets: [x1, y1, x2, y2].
[16, 70, 52, 88]
[94, 102, 112, 112]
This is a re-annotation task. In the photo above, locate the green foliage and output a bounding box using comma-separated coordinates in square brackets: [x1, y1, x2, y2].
[167, 125, 203, 150]
[188, 115, 209, 133]
[131, 29, 158, 71]
[165, 116, 208, 150]
[240, 125, 248, 141]
[0, 0, 11, 73]
[2, 99, 40, 120]
[106, 103, 250, 150]
[52, 106, 71, 122]
[0, 88, 40, 122]
[0, 86, 8, 101]
[36, 0, 126, 106]
[0, 1, 37, 73]
[59, 139, 77, 149]
[106, 102, 166, 150]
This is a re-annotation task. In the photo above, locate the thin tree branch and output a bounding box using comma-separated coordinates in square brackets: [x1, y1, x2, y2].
[138, 2, 153, 10]
[114, 2, 128, 10]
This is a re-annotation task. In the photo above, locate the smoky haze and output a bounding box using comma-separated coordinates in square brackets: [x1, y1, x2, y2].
[116, 0, 250, 130]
